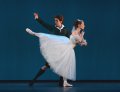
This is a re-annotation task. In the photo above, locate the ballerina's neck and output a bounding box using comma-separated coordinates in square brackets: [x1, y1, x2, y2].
[72, 29, 81, 35]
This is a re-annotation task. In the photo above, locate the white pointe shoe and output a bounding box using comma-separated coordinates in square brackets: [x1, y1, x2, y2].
[63, 81, 73, 87]
[26, 28, 35, 36]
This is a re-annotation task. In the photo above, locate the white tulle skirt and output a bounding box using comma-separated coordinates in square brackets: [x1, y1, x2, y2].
[34, 33, 76, 81]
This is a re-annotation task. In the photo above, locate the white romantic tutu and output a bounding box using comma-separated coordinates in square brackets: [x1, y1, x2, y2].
[26, 29, 76, 80]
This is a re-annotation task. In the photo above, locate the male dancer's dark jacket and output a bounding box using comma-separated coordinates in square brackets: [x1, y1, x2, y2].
[36, 18, 70, 37]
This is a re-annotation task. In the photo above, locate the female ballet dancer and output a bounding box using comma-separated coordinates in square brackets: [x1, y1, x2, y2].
[26, 19, 87, 87]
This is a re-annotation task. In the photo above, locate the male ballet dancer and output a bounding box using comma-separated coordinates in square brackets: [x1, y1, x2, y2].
[29, 12, 71, 87]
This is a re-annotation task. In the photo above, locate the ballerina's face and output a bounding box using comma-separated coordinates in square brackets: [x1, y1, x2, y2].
[54, 18, 62, 28]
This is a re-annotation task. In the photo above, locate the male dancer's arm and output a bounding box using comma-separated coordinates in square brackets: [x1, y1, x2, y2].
[34, 13, 55, 32]
[62, 27, 71, 38]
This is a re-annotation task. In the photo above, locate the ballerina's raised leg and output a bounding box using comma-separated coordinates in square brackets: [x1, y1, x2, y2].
[26, 28, 40, 37]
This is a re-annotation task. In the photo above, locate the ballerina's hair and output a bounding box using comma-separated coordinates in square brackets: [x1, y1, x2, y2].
[74, 19, 83, 30]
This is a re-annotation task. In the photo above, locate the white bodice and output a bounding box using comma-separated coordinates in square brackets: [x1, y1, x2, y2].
[69, 32, 87, 48]
[69, 34, 80, 47]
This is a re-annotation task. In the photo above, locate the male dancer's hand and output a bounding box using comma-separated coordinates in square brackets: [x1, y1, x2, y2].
[34, 12, 39, 19]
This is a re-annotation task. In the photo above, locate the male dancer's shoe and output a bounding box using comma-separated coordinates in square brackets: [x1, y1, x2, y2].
[29, 68, 46, 86]
[59, 76, 64, 87]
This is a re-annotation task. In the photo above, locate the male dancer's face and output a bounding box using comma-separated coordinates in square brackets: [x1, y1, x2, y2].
[54, 18, 62, 28]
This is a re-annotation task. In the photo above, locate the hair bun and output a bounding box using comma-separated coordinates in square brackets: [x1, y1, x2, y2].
[77, 19, 82, 22]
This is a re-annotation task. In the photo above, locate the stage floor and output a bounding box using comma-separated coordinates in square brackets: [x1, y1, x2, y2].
[0, 82, 120, 92]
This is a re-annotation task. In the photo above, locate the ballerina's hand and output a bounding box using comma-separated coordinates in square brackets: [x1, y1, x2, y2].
[80, 40, 87, 46]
